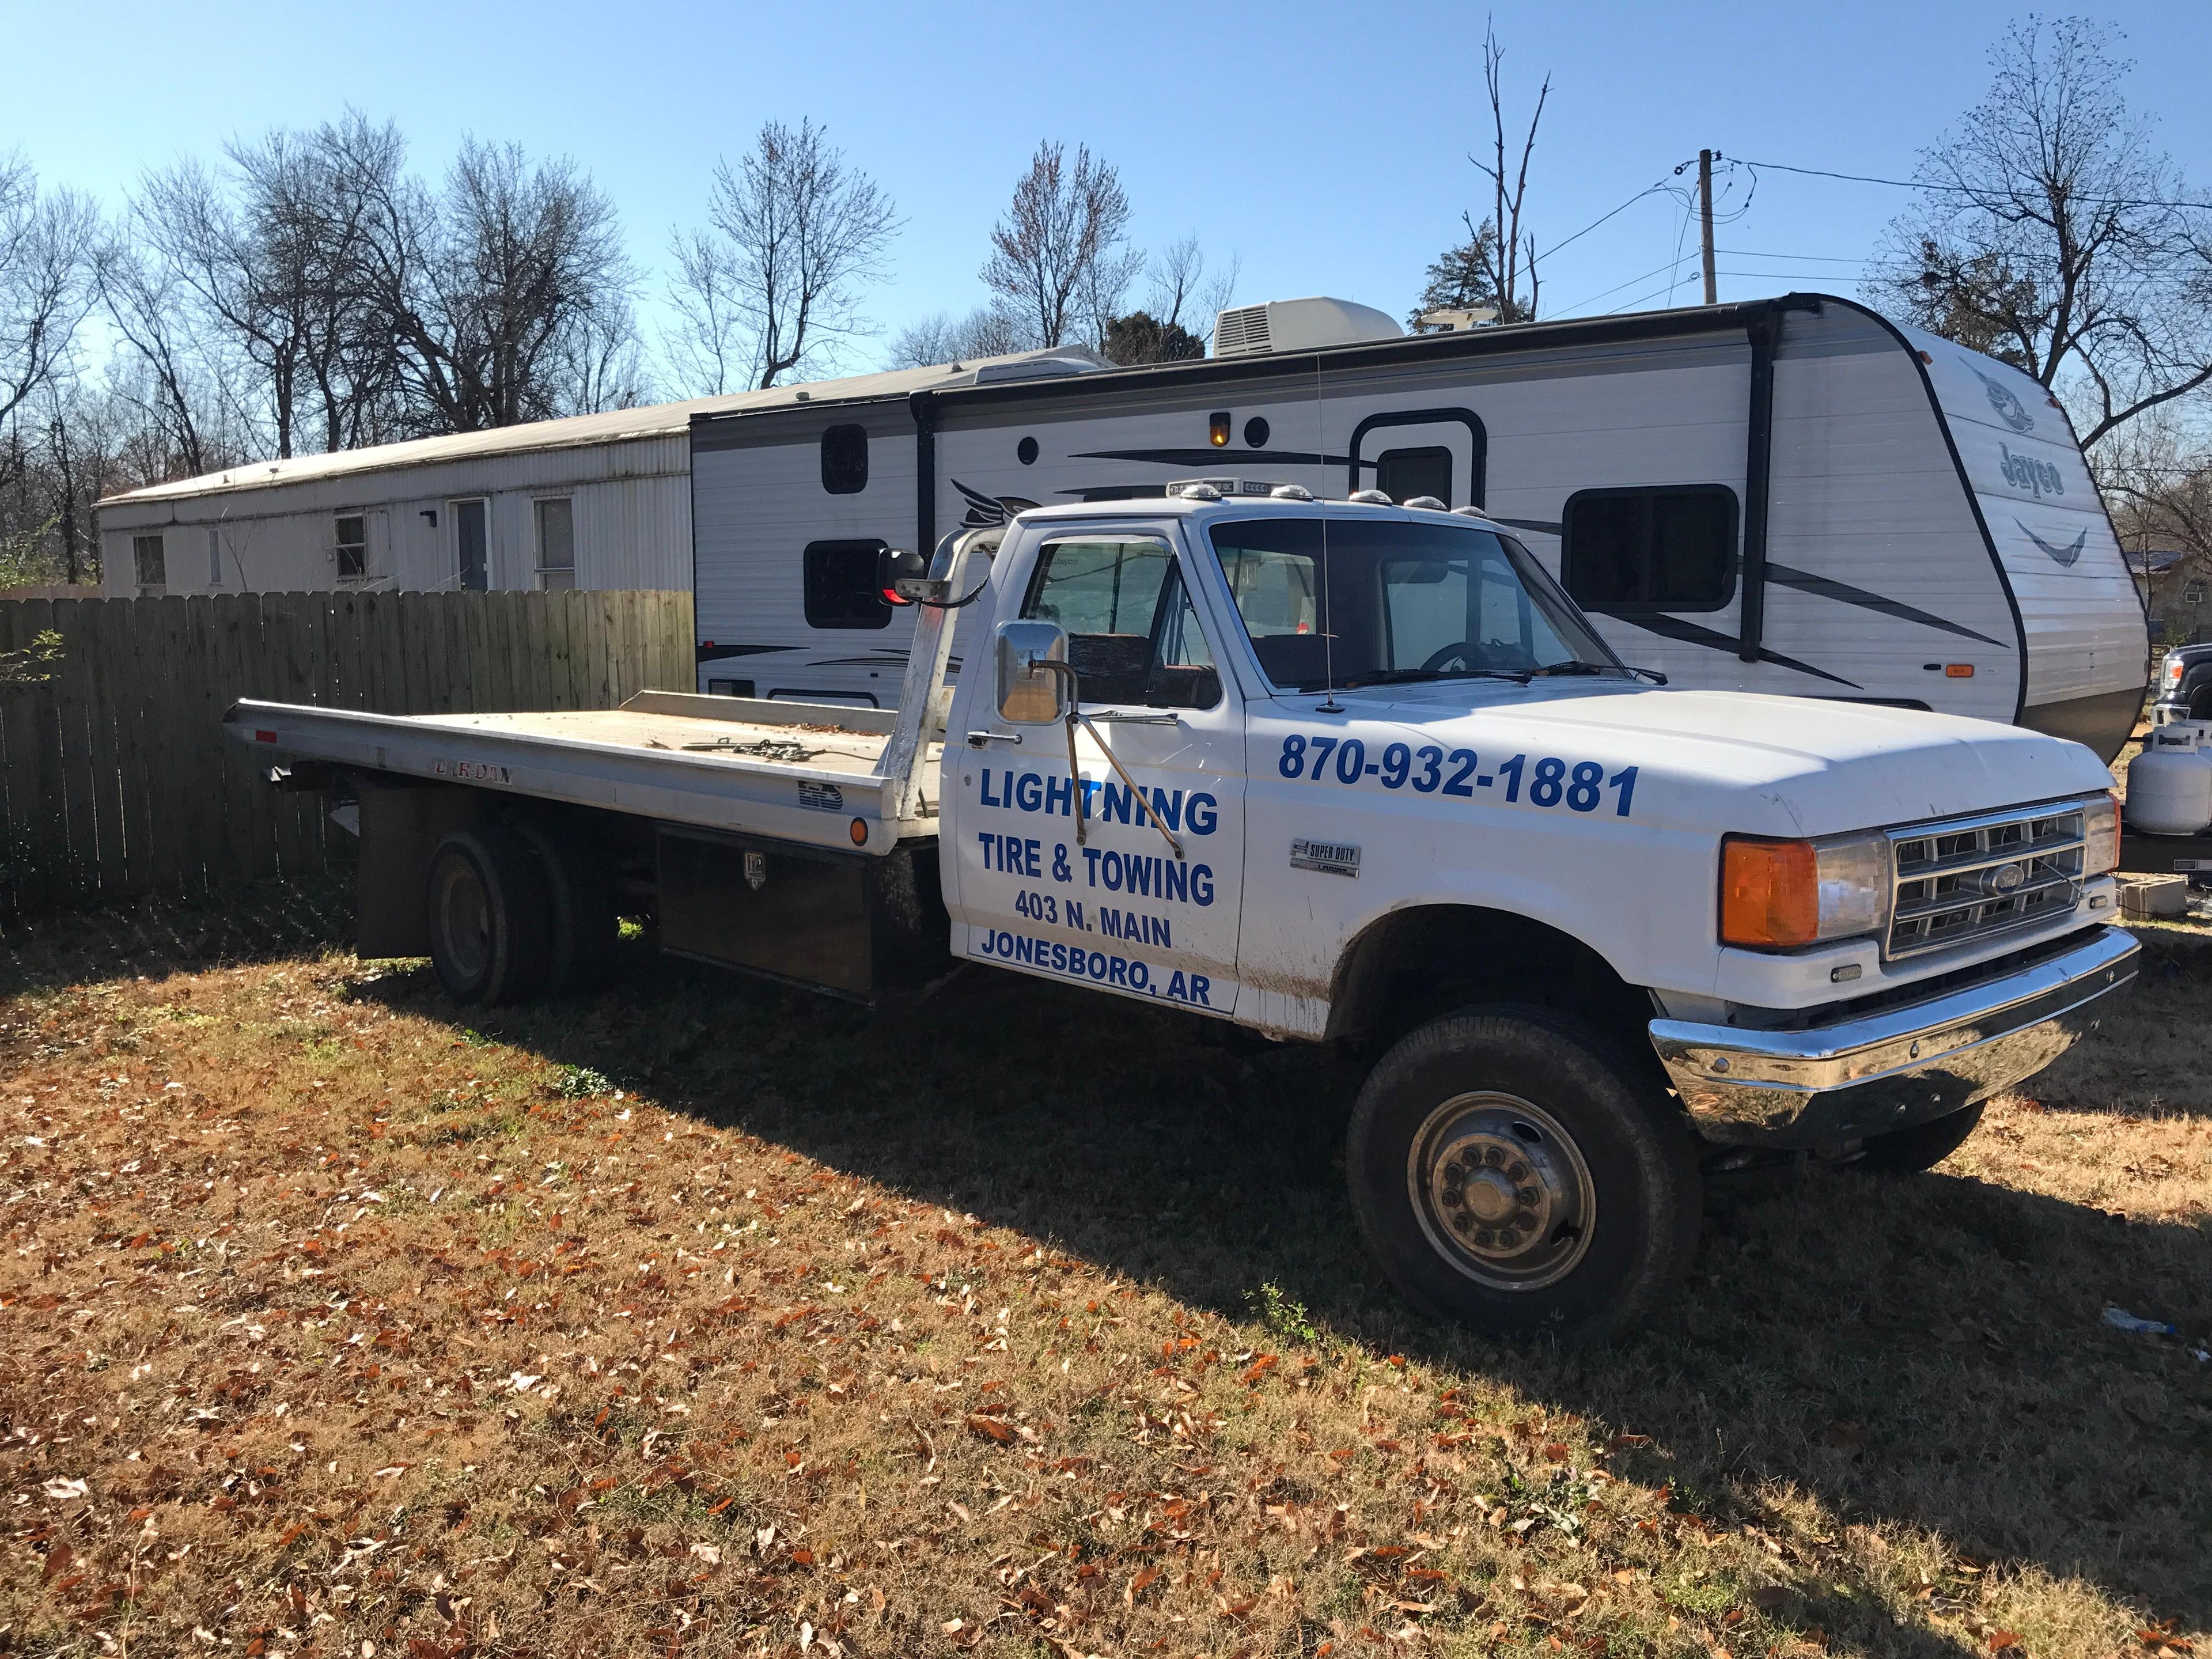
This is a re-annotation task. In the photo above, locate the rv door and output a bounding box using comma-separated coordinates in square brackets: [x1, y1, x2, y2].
[1348, 409, 1486, 507]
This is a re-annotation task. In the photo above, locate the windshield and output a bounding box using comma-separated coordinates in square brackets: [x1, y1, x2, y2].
[1205, 516, 1620, 692]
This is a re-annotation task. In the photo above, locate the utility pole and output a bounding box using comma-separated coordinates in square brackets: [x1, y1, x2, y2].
[1698, 149, 1718, 306]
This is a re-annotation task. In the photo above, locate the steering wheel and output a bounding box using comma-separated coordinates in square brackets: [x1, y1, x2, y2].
[1420, 641, 1479, 673]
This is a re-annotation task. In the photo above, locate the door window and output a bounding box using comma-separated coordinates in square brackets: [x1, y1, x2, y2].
[1376, 446, 1453, 504]
[1023, 537, 1221, 709]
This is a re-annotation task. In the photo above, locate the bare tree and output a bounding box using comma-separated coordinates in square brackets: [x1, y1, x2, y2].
[381, 139, 638, 431]
[0, 155, 100, 438]
[1139, 236, 1239, 349]
[1865, 16, 2212, 449]
[665, 119, 899, 393]
[1411, 20, 1547, 329]
[886, 304, 1037, 370]
[983, 142, 1140, 349]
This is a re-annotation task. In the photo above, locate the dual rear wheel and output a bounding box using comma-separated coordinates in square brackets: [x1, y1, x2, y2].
[425, 823, 616, 1005]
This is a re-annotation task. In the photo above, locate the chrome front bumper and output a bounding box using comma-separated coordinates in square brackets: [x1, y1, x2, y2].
[1649, 925, 2139, 1146]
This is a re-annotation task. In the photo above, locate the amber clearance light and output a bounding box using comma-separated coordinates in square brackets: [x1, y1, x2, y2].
[1720, 836, 1819, 947]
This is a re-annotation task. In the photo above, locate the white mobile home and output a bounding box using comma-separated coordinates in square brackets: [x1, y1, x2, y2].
[93, 350, 1100, 600]
[690, 294, 2147, 759]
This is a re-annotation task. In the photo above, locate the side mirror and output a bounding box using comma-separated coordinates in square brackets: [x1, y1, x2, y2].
[996, 620, 1073, 724]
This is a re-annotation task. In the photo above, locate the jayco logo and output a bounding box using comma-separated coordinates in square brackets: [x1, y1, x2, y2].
[1998, 442, 2065, 499]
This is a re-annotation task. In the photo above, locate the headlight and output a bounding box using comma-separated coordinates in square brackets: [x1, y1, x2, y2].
[2084, 791, 2119, 877]
[1720, 831, 1891, 949]
[2167, 657, 2186, 684]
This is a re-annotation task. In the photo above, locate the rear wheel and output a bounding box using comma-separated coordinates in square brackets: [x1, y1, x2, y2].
[514, 821, 618, 994]
[1345, 1007, 1702, 1341]
[1855, 1101, 1984, 1173]
[426, 826, 552, 1005]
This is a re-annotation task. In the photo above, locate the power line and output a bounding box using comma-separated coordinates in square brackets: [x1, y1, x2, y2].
[1712, 248, 1870, 264]
[1734, 156, 2212, 211]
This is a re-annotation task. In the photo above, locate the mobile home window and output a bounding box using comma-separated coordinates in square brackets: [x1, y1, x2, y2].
[535, 498, 576, 590]
[803, 539, 891, 629]
[820, 424, 869, 495]
[1560, 484, 1737, 613]
[335, 514, 366, 579]
[132, 533, 165, 588]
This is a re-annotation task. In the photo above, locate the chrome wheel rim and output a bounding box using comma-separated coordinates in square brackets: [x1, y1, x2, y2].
[434, 861, 494, 982]
[1406, 1092, 1596, 1291]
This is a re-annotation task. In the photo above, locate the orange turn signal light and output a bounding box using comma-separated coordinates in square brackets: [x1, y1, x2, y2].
[1720, 836, 1819, 947]
[1208, 411, 1231, 447]
[1945, 662, 1975, 678]
[849, 817, 869, 847]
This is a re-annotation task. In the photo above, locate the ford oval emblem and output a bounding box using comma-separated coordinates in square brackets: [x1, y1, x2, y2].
[1990, 861, 2026, 893]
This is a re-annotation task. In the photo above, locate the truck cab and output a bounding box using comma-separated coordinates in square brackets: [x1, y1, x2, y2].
[941, 491, 2135, 1333]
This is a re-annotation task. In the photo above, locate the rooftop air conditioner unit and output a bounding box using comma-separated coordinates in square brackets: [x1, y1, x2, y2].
[1211, 297, 1405, 358]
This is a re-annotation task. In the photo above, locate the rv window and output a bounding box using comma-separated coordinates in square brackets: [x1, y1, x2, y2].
[1022, 537, 1221, 710]
[820, 425, 869, 495]
[804, 539, 892, 630]
[1560, 484, 1736, 613]
[133, 533, 165, 588]
[335, 515, 366, 579]
[535, 498, 576, 590]
[1376, 446, 1453, 505]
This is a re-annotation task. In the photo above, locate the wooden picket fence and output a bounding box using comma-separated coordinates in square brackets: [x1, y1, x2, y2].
[0, 589, 695, 919]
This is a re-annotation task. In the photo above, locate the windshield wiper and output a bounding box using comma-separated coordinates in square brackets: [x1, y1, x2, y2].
[1332, 666, 1533, 690]
[1531, 660, 1669, 684]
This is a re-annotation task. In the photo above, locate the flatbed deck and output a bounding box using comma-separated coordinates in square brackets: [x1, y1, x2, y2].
[226, 690, 941, 853]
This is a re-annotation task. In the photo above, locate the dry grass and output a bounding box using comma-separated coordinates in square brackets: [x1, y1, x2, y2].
[1, 885, 2207, 1659]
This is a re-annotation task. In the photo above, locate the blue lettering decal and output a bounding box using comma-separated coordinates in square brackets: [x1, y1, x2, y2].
[1014, 772, 1044, 812]
[1147, 787, 1183, 833]
[1191, 975, 1212, 1006]
[1128, 855, 1154, 899]
[1099, 910, 1121, 940]
[1082, 847, 1101, 887]
[1081, 778, 1103, 819]
[1044, 774, 1073, 817]
[1024, 838, 1042, 878]
[1187, 793, 1218, 835]
[1164, 861, 1189, 903]
[1166, 970, 1187, 1000]
[1103, 782, 1133, 825]
[1145, 915, 1171, 949]
[1088, 950, 1108, 980]
[1128, 961, 1150, 992]
[1065, 900, 1085, 930]
[1101, 851, 1124, 891]
[1192, 863, 1214, 907]
[980, 770, 1001, 808]
[1109, 956, 1128, 986]
[995, 930, 1014, 957]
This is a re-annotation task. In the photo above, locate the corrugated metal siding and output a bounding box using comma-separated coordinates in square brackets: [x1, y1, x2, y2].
[99, 435, 690, 596]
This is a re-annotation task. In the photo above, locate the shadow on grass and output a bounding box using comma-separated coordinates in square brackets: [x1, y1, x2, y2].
[10, 889, 2207, 1629]
[0, 877, 356, 1002]
[349, 939, 2212, 1630]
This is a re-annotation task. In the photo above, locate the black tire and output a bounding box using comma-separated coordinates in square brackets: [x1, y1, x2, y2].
[1855, 1101, 1984, 1173]
[513, 821, 618, 994]
[1344, 1006, 1702, 1342]
[425, 826, 553, 1005]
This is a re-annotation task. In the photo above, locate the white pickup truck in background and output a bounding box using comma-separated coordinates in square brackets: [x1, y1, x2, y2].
[228, 490, 2139, 1338]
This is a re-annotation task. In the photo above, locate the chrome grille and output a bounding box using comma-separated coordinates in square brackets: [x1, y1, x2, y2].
[1886, 801, 2088, 959]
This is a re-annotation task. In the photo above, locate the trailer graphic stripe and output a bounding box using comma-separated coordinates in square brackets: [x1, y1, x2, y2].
[1761, 563, 2003, 647]
[1595, 609, 1862, 688]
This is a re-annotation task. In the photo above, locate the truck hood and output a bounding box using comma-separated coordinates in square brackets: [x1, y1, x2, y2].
[1317, 683, 2115, 837]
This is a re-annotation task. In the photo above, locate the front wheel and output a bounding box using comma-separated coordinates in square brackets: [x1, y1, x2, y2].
[1344, 1007, 1702, 1342]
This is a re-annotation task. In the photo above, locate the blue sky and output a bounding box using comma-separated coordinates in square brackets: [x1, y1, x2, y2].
[10, 0, 2211, 382]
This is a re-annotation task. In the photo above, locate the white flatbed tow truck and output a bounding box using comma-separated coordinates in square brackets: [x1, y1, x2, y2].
[229, 491, 2140, 1338]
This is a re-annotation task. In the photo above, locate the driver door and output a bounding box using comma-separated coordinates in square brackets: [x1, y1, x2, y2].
[950, 531, 1247, 1017]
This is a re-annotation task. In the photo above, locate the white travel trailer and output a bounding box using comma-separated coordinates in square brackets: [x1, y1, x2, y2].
[690, 294, 2147, 760]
